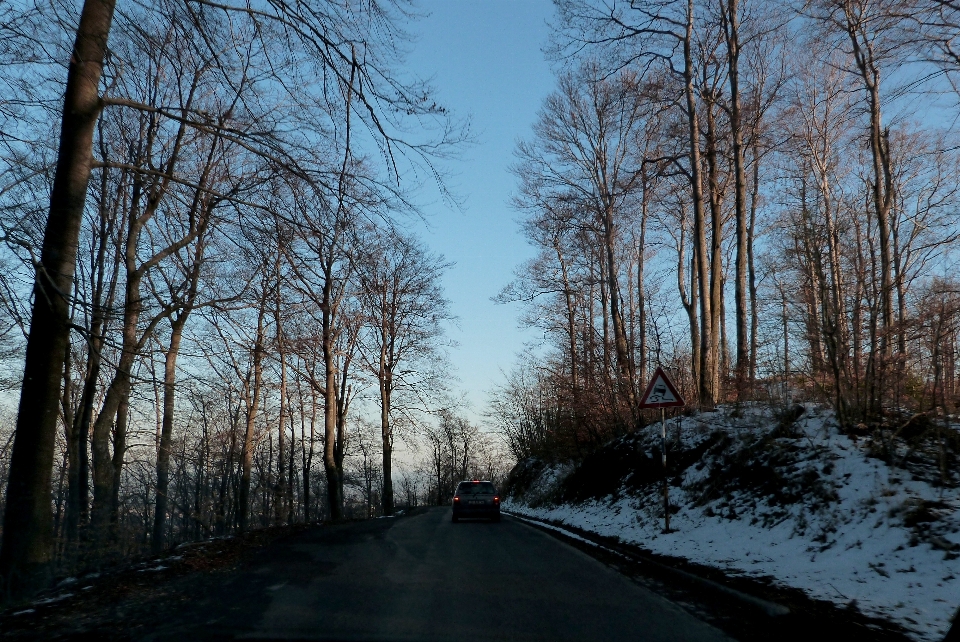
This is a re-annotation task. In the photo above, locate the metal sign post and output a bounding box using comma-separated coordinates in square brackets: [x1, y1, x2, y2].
[638, 367, 685, 534]
[661, 407, 668, 532]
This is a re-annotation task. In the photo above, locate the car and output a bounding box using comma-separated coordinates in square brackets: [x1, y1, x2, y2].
[451, 480, 500, 523]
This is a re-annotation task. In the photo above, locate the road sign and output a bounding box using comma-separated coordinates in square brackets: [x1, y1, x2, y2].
[639, 366, 685, 408]
[640, 366, 685, 534]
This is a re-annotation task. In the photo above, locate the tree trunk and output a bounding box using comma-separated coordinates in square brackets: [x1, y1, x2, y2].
[194, 406, 208, 539]
[721, 0, 750, 397]
[152, 315, 186, 553]
[322, 288, 344, 520]
[380, 358, 394, 518]
[703, 90, 725, 403]
[844, 5, 895, 359]
[52, 450, 69, 556]
[238, 302, 266, 533]
[287, 393, 296, 523]
[678, 206, 700, 397]
[0, 0, 117, 597]
[683, 0, 715, 408]
[598, 246, 612, 386]
[602, 202, 637, 411]
[637, 193, 649, 387]
[302, 383, 316, 522]
[782, 288, 790, 402]
[334, 350, 352, 515]
[62, 355, 79, 551]
[555, 241, 580, 408]
[274, 346, 287, 525]
[70, 296, 114, 545]
[748, 156, 760, 385]
[109, 391, 129, 534]
[90, 264, 143, 538]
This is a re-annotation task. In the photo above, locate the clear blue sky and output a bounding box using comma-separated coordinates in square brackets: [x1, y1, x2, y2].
[404, 0, 557, 422]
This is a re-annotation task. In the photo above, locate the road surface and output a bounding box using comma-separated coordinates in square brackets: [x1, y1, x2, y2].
[172, 507, 730, 641]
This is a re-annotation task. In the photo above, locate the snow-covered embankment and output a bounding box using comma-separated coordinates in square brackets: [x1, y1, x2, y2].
[503, 405, 960, 641]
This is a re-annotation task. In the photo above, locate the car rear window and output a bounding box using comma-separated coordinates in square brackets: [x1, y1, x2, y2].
[456, 482, 495, 495]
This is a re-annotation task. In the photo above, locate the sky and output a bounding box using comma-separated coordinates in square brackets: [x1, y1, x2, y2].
[402, 0, 558, 423]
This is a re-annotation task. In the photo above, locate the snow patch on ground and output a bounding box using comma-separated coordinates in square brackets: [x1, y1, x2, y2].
[505, 405, 960, 641]
[31, 593, 74, 606]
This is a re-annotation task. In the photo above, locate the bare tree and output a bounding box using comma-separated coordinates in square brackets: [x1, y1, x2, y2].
[151, 191, 224, 552]
[513, 62, 659, 418]
[357, 227, 452, 516]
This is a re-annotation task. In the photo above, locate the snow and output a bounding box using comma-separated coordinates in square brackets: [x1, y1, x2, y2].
[176, 541, 206, 550]
[507, 511, 614, 551]
[504, 405, 960, 641]
[31, 593, 73, 606]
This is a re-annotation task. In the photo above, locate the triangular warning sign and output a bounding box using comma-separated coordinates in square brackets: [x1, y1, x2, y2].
[639, 367, 685, 408]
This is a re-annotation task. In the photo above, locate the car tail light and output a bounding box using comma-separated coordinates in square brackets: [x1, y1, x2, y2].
[494, 496, 500, 504]
[454, 496, 460, 502]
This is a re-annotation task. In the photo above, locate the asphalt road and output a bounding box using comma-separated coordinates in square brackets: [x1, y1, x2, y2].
[199, 507, 731, 642]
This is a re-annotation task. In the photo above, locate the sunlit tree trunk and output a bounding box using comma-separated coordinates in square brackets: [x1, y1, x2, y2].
[152, 314, 186, 553]
[0, 0, 117, 597]
[683, 0, 715, 408]
[238, 298, 267, 533]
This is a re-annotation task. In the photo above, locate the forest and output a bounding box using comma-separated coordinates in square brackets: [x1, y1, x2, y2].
[0, 0, 511, 598]
[490, 0, 960, 472]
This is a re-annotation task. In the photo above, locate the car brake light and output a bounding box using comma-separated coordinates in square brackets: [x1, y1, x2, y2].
[454, 496, 460, 502]
[494, 496, 500, 503]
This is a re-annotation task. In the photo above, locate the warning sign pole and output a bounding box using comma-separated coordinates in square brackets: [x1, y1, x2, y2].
[639, 367, 684, 534]
[661, 407, 669, 533]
